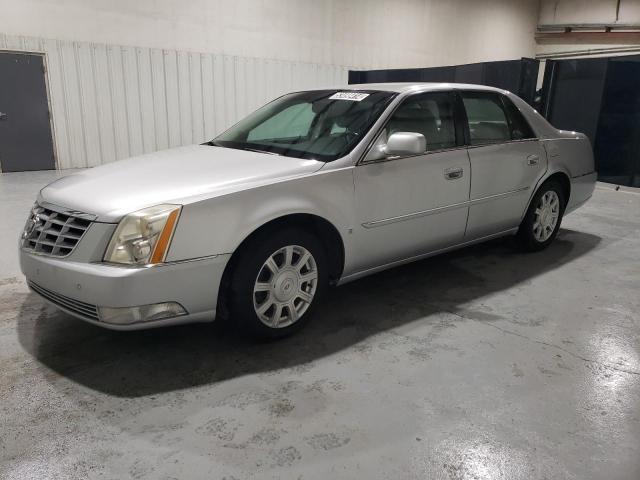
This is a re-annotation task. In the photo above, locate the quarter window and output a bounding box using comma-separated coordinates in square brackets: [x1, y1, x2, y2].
[502, 97, 536, 140]
[385, 92, 457, 152]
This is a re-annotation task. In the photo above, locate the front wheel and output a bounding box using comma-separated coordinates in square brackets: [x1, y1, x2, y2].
[516, 180, 566, 252]
[223, 228, 328, 338]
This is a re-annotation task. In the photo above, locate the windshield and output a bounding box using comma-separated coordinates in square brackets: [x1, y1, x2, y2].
[212, 90, 396, 161]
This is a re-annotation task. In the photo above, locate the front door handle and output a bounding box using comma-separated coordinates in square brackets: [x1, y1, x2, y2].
[444, 167, 464, 180]
[526, 154, 539, 166]
[0, 112, 7, 121]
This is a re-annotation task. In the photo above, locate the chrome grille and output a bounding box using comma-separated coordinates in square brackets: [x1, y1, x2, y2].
[21, 205, 92, 257]
[28, 281, 100, 320]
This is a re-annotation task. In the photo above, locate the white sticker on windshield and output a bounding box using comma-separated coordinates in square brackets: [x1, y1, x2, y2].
[329, 92, 370, 102]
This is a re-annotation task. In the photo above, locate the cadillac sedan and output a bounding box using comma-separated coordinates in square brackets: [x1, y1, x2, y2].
[20, 83, 596, 337]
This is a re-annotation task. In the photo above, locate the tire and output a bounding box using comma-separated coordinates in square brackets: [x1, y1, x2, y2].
[221, 227, 328, 339]
[516, 179, 566, 252]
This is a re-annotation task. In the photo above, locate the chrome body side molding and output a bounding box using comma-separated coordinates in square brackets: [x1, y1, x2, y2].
[362, 187, 530, 229]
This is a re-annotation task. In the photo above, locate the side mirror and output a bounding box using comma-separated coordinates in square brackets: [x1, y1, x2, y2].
[384, 132, 426, 157]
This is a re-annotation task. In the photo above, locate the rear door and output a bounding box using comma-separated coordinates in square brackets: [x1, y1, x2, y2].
[0, 52, 55, 172]
[460, 91, 547, 239]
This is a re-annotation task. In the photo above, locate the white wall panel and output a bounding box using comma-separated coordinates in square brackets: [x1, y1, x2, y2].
[163, 50, 181, 150]
[212, 56, 227, 138]
[137, 47, 157, 155]
[222, 56, 237, 128]
[1, 33, 352, 169]
[39, 38, 70, 168]
[59, 41, 87, 168]
[150, 49, 169, 152]
[92, 44, 117, 165]
[189, 53, 204, 144]
[619, 1, 640, 23]
[107, 45, 131, 163]
[122, 46, 144, 157]
[201, 54, 216, 141]
[76, 42, 101, 167]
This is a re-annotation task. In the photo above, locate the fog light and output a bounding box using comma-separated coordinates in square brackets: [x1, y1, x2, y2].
[98, 302, 187, 325]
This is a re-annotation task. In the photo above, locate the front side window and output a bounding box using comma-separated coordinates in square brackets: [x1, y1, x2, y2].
[213, 90, 396, 162]
[461, 92, 511, 145]
[384, 91, 457, 152]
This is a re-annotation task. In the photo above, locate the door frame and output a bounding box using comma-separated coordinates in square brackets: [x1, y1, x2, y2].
[0, 49, 58, 173]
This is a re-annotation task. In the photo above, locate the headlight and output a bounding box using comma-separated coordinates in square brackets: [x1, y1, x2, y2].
[104, 204, 181, 265]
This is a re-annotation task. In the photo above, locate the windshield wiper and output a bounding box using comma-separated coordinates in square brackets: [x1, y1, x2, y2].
[268, 136, 305, 145]
[205, 140, 280, 156]
[240, 146, 281, 155]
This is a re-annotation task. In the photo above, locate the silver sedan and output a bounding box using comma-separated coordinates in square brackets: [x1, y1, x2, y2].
[20, 83, 596, 337]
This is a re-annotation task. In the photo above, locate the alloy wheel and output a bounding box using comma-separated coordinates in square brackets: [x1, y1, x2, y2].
[533, 190, 560, 242]
[252, 245, 318, 328]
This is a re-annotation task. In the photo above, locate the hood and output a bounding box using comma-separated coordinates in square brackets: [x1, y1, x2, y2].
[39, 145, 325, 222]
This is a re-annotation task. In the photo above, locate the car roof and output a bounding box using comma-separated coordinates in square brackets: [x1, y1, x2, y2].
[341, 82, 508, 94]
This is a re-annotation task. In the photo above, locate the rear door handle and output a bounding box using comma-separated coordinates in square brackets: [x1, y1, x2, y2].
[0, 112, 7, 121]
[444, 167, 464, 180]
[526, 154, 539, 166]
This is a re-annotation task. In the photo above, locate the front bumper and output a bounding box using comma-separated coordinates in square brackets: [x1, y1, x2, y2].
[20, 249, 231, 330]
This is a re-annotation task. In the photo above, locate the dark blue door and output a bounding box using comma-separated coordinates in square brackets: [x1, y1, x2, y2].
[0, 52, 55, 172]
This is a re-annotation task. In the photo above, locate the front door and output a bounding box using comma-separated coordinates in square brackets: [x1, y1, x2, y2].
[460, 91, 547, 238]
[0, 52, 55, 172]
[351, 91, 470, 273]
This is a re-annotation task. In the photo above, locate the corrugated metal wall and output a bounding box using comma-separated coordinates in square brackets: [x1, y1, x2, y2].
[0, 34, 350, 169]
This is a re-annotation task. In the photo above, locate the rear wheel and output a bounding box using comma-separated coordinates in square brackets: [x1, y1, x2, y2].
[223, 228, 328, 338]
[517, 179, 566, 252]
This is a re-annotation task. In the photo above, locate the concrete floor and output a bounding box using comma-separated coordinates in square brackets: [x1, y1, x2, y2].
[1, 171, 639, 480]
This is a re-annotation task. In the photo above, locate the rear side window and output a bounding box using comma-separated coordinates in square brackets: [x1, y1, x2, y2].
[461, 92, 511, 145]
[385, 91, 457, 152]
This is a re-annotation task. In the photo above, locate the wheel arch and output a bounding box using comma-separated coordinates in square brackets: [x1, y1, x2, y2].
[221, 213, 346, 288]
[521, 170, 571, 223]
[545, 171, 571, 205]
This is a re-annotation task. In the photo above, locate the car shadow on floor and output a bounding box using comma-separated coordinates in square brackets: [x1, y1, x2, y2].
[17, 228, 602, 397]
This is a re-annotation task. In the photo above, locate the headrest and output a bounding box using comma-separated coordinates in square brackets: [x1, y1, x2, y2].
[330, 102, 375, 128]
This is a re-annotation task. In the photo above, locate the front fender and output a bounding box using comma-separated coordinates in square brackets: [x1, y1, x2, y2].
[166, 167, 355, 262]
